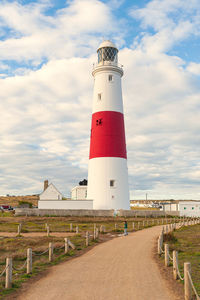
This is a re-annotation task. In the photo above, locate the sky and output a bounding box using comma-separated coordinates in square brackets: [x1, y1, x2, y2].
[1, 0, 200, 200]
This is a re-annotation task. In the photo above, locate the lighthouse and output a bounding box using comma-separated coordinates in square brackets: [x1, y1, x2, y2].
[87, 40, 130, 210]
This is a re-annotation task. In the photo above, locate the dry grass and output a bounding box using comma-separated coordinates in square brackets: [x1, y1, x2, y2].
[0, 195, 38, 207]
[163, 225, 200, 298]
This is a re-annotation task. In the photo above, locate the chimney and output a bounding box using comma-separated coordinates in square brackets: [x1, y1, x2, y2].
[44, 180, 48, 191]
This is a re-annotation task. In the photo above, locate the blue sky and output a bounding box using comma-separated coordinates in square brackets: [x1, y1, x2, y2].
[1, 0, 200, 200]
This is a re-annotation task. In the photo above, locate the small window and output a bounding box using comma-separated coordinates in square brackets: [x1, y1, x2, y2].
[98, 93, 102, 101]
[96, 118, 102, 126]
[108, 74, 113, 82]
[110, 180, 115, 187]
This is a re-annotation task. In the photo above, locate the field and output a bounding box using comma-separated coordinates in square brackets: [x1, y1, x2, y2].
[0, 196, 38, 208]
[163, 224, 200, 297]
[0, 214, 172, 299]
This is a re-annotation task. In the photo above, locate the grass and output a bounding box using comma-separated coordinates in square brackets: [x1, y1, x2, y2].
[0, 214, 177, 299]
[163, 224, 200, 297]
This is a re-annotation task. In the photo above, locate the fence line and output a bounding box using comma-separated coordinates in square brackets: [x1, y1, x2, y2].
[157, 218, 200, 300]
[0, 236, 82, 289]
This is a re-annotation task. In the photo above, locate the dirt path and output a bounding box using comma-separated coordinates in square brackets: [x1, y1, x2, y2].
[15, 226, 181, 300]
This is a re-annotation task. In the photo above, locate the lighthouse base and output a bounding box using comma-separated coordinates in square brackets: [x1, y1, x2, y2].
[87, 157, 130, 210]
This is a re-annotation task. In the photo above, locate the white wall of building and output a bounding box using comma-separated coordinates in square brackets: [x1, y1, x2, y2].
[162, 203, 179, 211]
[87, 157, 129, 210]
[38, 200, 93, 210]
[71, 186, 87, 200]
[40, 183, 62, 201]
[92, 67, 123, 114]
[179, 201, 200, 217]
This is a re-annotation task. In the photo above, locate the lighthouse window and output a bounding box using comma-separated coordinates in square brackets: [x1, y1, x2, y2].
[96, 119, 102, 126]
[108, 75, 113, 82]
[97, 93, 102, 101]
[110, 180, 115, 187]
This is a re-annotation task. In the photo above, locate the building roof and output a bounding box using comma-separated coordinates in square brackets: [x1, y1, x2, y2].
[97, 40, 117, 51]
[40, 183, 62, 197]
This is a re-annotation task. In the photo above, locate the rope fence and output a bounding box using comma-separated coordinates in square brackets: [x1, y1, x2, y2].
[0, 235, 85, 289]
[157, 218, 200, 300]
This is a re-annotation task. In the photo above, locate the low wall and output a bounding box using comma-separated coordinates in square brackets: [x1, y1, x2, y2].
[38, 200, 93, 210]
[15, 208, 180, 217]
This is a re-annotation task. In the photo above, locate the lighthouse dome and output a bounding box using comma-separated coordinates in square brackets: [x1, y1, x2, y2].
[97, 40, 118, 51]
[97, 40, 118, 64]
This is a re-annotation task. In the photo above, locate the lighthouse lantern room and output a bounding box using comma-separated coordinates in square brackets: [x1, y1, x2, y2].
[87, 40, 130, 210]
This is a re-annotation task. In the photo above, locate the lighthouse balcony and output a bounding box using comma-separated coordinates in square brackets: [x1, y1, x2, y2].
[92, 62, 123, 77]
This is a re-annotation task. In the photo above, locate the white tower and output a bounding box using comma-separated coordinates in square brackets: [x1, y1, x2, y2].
[87, 40, 129, 210]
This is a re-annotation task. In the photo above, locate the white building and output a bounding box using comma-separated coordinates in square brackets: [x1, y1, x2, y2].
[161, 200, 200, 217]
[179, 201, 200, 217]
[40, 182, 63, 200]
[87, 40, 130, 210]
[38, 180, 93, 210]
[71, 186, 87, 200]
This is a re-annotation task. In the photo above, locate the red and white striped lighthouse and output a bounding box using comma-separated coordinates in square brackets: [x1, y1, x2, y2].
[87, 40, 129, 210]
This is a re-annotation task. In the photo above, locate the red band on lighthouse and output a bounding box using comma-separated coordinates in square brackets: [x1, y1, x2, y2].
[89, 111, 127, 159]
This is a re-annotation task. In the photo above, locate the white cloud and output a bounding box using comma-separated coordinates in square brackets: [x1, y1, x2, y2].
[1, 0, 200, 200]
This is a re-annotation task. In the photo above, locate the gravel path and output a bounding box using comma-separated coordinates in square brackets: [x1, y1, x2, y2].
[16, 226, 179, 300]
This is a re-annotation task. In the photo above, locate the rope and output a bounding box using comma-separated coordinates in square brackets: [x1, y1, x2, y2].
[175, 258, 184, 281]
[0, 264, 8, 277]
[187, 271, 200, 300]
[32, 248, 49, 256]
[55, 245, 65, 250]
[159, 244, 165, 254]
[168, 252, 173, 261]
[13, 259, 27, 271]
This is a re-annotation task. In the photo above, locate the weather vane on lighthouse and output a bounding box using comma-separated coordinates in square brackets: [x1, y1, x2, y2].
[87, 40, 130, 210]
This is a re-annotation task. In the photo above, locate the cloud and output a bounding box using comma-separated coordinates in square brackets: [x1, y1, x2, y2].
[0, 0, 116, 66]
[1, 0, 200, 200]
[130, 0, 200, 53]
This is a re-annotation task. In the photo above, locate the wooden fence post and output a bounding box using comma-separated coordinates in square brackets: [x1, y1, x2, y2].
[76, 226, 79, 234]
[173, 250, 178, 280]
[27, 248, 32, 274]
[70, 223, 73, 232]
[115, 223, 117, 230]
[158, 238, 161, 255]
[17, 224, 22, 235]
[138, 222, 140, 230]
[5, 257, 12, 289]
[49, 243, 53, 262]
[143, 220, 145, 227]
[96, 227, 99, 239]
[64, 238, 68, 254]
[165, 244, 169, 267]
[47, 225, 50, 237]
[184, 262, 192, 300]
[86, 232, 89, 247]
[93, 226, 96, 240]
[132, 222, 135, 231]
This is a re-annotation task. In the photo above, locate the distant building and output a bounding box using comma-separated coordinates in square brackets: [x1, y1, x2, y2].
[38, 180, 93, 210]
[39, 180, 62, 201]
[71, 186, 87, 200]
[161, 200, 200, 217]
[179, 201, 200, 217]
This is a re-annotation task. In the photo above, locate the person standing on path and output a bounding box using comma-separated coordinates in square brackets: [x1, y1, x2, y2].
[124, 220, 128, 235]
